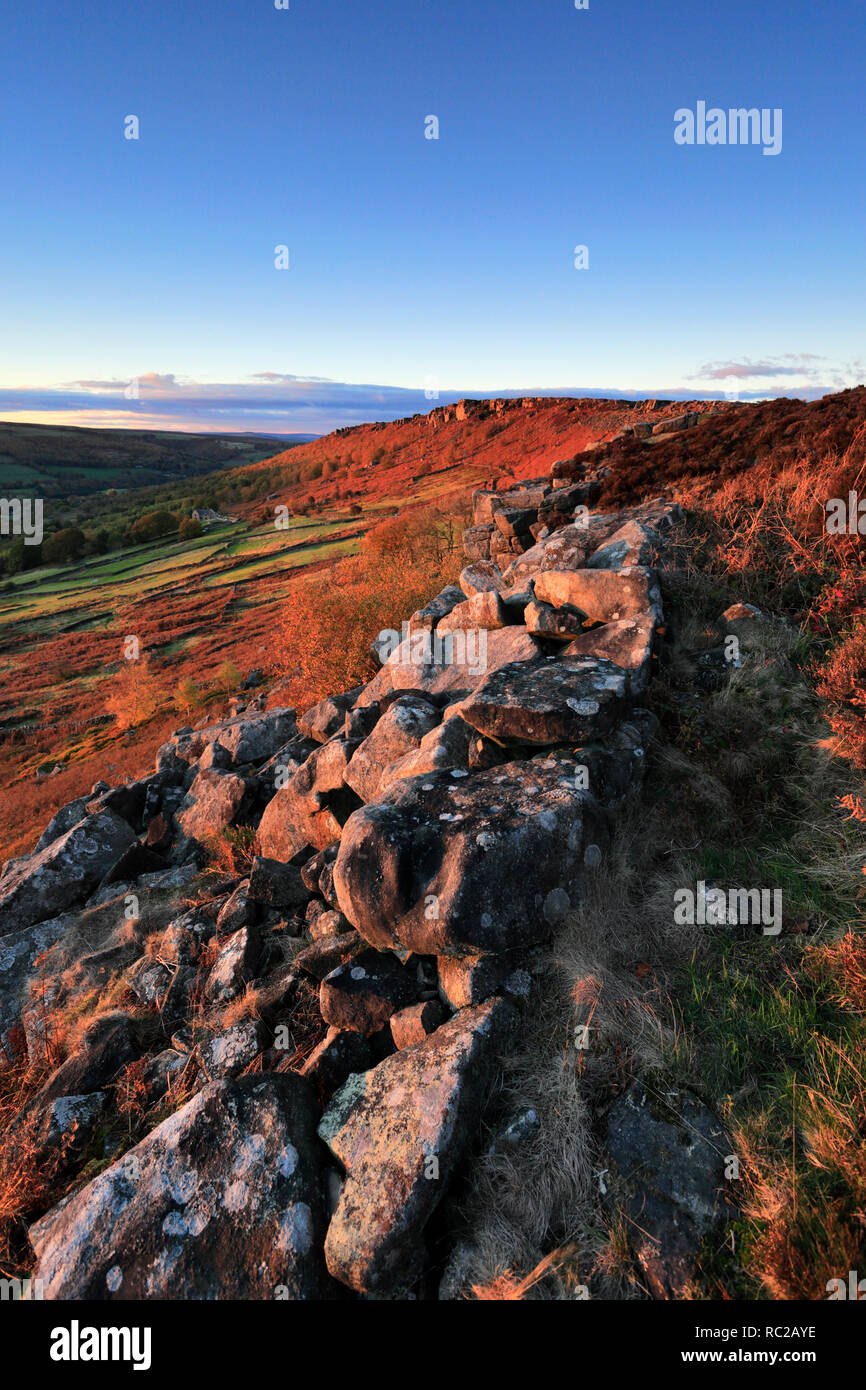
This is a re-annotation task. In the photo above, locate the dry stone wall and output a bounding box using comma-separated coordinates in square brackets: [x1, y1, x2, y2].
[2, 452, 700, 1300]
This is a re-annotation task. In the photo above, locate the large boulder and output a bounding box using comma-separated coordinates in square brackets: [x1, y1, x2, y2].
[248, 856, 309, 911]
[197, 1021, 266, 1080]
[376, 714, 473, 794]
[298, 690, 359, 744]
[319, 996, 517, 1294]
[389, 999, 447, 1049]
[0, 811, 136, 937]
[407, 585, 465, 632]
[501, 515, 623, 586]
[471, 489, 505, 525]
[493, 507, 536, 540]
[588, 520, 661, 571]
[175, 769, 255, 841]
[299, 1026, 373, 1096]
[158, 708, 297, 771]
[36, 1012, 138, 1105]
[524, 599, 591, 642]
[438, 590, 510, 633]
[497, 481, 549, 512]
[0, 914, 71, 1056]
[333, 759, 609, 956]
[204, 924, 262, 1003]
[344, 696, 440, 803]
[257, 740, 360, 859]
[462, 523, 495, 564]
[319, 948, 419, 1035]
[294, 931, 366, 982]
[32, 796, 92, 854]
[29, 1074, 335, 1300]
[458, 562, 504, 598]
[355, 625, 543, 708]
[502, 501, 682, 587]
[533, 566, 661, 623]
[457, 655, 628, 747]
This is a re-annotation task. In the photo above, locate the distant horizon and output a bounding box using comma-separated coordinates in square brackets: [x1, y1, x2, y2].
[0, 376, 855, 439]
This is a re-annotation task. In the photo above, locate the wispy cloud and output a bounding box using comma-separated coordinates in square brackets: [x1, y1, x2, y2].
[687, 354, 865, 398]
[0, 365, 860, 435]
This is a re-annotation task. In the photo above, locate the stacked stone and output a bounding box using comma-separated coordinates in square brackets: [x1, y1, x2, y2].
[5, 459, 687, 1302]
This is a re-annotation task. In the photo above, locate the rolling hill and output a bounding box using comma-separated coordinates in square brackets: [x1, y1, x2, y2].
[0, 421, 313, 499]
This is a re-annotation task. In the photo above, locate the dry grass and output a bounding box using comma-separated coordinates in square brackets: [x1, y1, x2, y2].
[0, 1050, 72, 1277]
[272, 503, 467, 708]
[200, 825, 259, 878]
[444, 545, 866, 1301]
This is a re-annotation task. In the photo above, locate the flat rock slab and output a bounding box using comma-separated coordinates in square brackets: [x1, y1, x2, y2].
[355, 625, 543, 708]
[457, 655, 628, 747]
[563, 614, 656, 696]
[0, 811, 136, 938]
[605, 1081, 735, 1300]
[29, 1074, 335, 1300]
[319, 995, 517, 1294]
[533, 566, 660, 623]
[334, 759, 608, 955]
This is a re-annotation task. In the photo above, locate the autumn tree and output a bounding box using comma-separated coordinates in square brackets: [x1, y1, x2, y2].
[129, 511, 178, 544]
[174, 676, 203, 718]
[214, 660, 241, 694]
[105, 657, 165, 730]
[43, 527, 86, 564]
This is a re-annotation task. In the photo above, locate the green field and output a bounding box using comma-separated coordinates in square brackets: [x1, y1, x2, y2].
[0, 514, 366, 635]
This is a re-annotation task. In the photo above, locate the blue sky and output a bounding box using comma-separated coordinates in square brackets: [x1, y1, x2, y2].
[1, 0, 863, 433]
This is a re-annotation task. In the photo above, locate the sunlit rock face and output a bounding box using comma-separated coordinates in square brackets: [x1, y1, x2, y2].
[30, 1075, 336, 1300]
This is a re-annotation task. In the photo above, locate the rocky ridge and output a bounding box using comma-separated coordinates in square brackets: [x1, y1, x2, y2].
[1, 446, 733, 1299]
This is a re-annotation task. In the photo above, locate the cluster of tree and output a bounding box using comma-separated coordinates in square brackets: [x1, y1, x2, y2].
[1, 526, 89, 573]
[128, 510, 179, 543]
[105, 657, 243, 731]
[0, 510, 207, 575]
